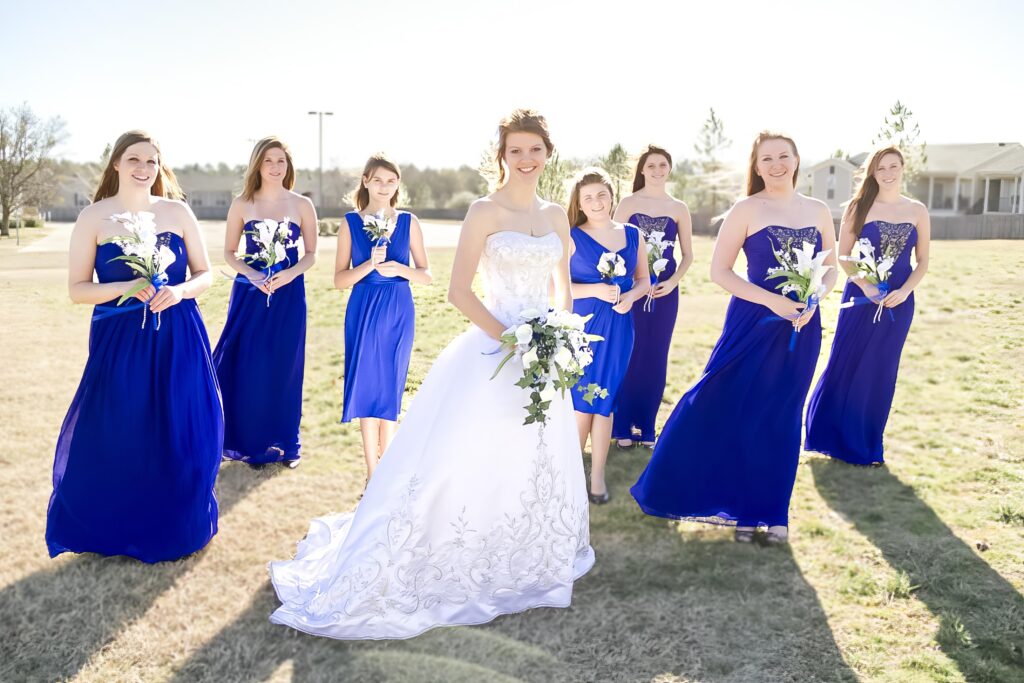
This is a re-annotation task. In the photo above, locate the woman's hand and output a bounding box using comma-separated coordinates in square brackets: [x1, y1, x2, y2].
[855, 279, 883, 303]
[593, 283, 619, 304]
[768, 294, 807, 322]
[651, 279, 678, 299]
[267, 268, 296, 291]
[612, 298, 632, 314]
[371, 245, 388, 266]
[148, 284, 184, 313]
[130, 278, 156, 302]
[375, 261, 407, 278]
[793, 300, 817, 332]
[882, 287, 910, 308]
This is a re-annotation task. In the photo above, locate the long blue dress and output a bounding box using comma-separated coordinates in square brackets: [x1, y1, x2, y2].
[805, 220, 918, 465]
[631, 227, 823, 528]
[612, 214, 680, 442]
[46, 232, 223, 563]
[213, 220, 306, 465]
[570, 225, 639, 416]
[341, 211, 415, 422]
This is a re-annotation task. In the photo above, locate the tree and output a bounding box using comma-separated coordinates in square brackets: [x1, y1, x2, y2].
[599, 143, 632, 202]
[691, 108, 733, 215]
[536, 151, 576, 206]
[0, 104, 66, 236]
[872, 100, 927, 191]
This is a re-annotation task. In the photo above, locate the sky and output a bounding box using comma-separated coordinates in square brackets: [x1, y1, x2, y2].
[2, 0, 1021, 171]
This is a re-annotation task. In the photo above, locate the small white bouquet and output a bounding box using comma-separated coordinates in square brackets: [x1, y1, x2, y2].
[243, 217, 297, 306]
[765, 240, 832, 349]
[362, 210, 396, 246]
[491, 308, 607, 427]
[643, 230, 672, 311]
[839, 238, 895, 323]
[101, 211, 176, 330]
[597, 251, 626, 305]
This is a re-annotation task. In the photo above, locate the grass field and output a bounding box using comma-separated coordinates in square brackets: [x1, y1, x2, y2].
[0, 224, 1021, 682]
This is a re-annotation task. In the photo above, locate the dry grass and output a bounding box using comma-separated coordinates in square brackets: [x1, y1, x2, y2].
[0, 225, 1021, 682]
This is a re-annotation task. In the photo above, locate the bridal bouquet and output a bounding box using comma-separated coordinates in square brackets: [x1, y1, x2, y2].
[101, 211, 176, 330]
[243, 217, 297, 306]
[643, 230, 672, 311]
[491, 308, 607, 427]
[765, 239, 832, 349]
[362, 210, 396, 246]
[839, 238, 895, 323]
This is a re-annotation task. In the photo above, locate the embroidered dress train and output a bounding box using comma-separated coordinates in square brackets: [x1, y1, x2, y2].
[269, 230, 594, 640]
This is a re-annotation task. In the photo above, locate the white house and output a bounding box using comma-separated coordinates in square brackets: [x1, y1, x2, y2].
[798, 156, 863, 217]
[909, 142, 1024, 215]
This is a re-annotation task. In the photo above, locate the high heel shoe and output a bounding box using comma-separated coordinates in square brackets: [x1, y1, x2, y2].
[588, 488, 611, 505]
[734, 527, 756, 543]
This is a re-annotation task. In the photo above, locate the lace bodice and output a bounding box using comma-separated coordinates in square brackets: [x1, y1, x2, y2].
[480, 231, 563, 325]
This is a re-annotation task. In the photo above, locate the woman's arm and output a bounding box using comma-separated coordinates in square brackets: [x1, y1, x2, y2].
[549, 206, 573, 312]
[67, 209, 147, 305]
[149, 202, 212, 313]
[333, 215, 377, 290]
[652, 202, 694, 298]
[614, 231, 652, 312]
[883, 202, 930, 307]
[268, 196, 319, 290]
[374, 215, 433, 284]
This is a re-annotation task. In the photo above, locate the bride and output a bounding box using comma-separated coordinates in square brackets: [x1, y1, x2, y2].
[268, 109, 595, 640]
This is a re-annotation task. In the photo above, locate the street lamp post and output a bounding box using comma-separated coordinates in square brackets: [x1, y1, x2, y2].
[307, 111, 334, 210]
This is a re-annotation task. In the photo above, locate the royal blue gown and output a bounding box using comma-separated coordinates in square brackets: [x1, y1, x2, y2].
[341, 211, 415, 422]
[570, 225, 639, 416]
[631, 227, 823, 528]
[612, 214, 680, 442]
[213, 220, 306, 465]
[805, 220, 918, 465]
[46, 232, 223, 563]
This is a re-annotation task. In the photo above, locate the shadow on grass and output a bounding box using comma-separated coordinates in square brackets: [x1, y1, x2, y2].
[0, 462, 279, 682]
[812, 458, 1024, 681]
[166, 448, 856, 682]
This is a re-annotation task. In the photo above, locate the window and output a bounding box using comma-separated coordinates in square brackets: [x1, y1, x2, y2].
[829, 165, 835, 175]
[827, 189, 835, 199]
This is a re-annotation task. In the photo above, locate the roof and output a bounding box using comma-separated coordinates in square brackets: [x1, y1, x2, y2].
[971, 146, 1024, 175]
[921, 143, 1024, 175]
[805, 158, 858, 172]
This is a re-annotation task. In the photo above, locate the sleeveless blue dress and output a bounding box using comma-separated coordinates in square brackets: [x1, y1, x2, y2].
[631, 227, 824, 528]
[213, 221, 306, 465]
[46, 232, 223, 563]
[570, 225, 639, 416]
[613, 214, 680, 441]
[341, 211, 415, 422]
[805, 220, 918, 465]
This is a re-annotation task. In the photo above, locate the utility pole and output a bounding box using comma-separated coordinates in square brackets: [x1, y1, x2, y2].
[307, 111, 334, 210]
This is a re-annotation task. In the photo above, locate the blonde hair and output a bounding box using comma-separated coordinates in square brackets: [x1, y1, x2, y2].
[93, 130, 183, 202]
[847, 146, 905, 236]
[240, 136, 295, 202]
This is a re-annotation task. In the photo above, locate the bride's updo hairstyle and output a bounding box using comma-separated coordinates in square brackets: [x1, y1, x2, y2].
[492, 108, 555, 187]
[566, 167, 616, 228]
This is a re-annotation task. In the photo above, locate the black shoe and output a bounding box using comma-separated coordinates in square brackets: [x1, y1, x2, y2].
[588, 488, 611, 505]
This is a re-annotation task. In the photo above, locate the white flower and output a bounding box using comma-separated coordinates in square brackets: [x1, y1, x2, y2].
[652, 258, 669, 277]
[273, 242, 287, 264]
[519, 308, 542, 321]
[521, 347, 539, 367]
[514, 324, 533, 345]
[877, 257, 894, 281]
[538, 383, 557, 402]
[155, 244, 176, 273]
[553, 346, 573, 369]
[650, 230, 665, 243]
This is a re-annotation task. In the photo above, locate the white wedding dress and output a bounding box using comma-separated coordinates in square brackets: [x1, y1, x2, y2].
[269, 230, 595, 640]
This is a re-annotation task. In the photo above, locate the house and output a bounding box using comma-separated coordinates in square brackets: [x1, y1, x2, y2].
[798, 155, 865, 218]
[909, 142, 1024, 215]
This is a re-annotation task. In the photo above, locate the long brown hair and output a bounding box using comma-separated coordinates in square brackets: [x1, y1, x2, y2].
[93, 130, 184, 202]
[493, 109, 554, 186]
[632, 144, 673, 192]
[240, 136, 295, 202]
[351, 153, 402, 211]
[847, 146, 905, 237]
[746, 131, 800, 196]
[567, 167, 615, 227]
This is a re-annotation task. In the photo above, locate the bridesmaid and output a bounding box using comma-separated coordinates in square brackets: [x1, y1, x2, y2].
[631, 132, 837, 544]
[335, 154, 432, 481]
[567, 168, 650, 504]
[47, 130, 222, 563]
[611, 145, 693, 448]
[805, 146, 930, 465]
[214, 136, 318, 467]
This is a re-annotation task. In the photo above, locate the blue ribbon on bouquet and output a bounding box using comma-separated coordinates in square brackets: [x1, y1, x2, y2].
[91, 272, 169, 331]
[225, 258, 291, 307]
[760, 294, 819, 352]
[838, 281, 895, 323]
